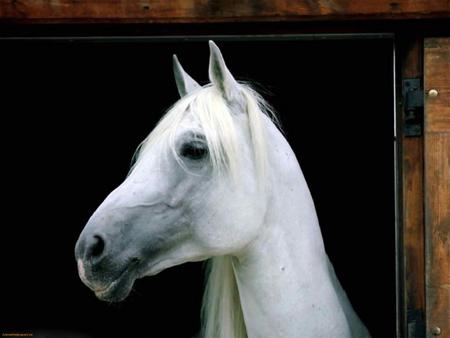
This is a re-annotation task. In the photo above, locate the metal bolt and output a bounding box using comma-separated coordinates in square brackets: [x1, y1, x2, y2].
[431, 326, 441, 336]
[428, 89, 439, 98]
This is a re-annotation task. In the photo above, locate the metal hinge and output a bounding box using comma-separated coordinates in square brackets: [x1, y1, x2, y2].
[402, 78, 424, 137]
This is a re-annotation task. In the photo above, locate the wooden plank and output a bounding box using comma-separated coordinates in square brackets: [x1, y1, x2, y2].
[424, 134, 450, 338]
[424, 37, 450, 338]
[404, 138, 426, 336]
[424, 39, 450, 133]
[0, 0, 449, 24]
[400, 38, 426, 338]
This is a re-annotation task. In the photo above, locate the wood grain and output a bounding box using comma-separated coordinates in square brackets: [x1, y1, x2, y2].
[403, 137, 425, 335]
[424, 37, 450, 338]
[400, 38, 426, 338]
[425, 39, 450, 133]
[0, 0, 449, 23]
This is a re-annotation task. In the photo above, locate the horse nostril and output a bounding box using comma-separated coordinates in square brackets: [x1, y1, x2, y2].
[87, 234, 106, 261]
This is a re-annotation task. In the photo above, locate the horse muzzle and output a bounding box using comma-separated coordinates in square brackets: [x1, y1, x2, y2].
[75, 228, 141, 302]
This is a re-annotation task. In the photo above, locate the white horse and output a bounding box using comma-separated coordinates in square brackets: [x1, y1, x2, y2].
[75, 41, 370, 338]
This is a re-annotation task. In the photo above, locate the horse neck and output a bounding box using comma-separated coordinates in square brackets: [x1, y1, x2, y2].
[232, 119, 351, 337]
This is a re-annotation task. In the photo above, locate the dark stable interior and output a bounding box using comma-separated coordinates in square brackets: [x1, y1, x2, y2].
[0, 38, 395, 338]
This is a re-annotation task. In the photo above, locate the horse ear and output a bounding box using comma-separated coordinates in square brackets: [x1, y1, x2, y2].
[173, 54, 201, 97]
[208, 41, 240, 101]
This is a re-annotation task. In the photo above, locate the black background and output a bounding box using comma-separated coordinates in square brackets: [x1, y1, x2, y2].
[1, 38, 395, 337]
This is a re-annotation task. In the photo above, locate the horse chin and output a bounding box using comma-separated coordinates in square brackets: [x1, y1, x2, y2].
[93, 267, 137, 302]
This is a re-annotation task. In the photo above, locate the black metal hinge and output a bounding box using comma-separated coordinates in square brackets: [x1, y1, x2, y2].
[402, 78, 424, 137]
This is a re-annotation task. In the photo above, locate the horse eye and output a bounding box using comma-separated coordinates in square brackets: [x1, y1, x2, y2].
[180, 142, 208, 160]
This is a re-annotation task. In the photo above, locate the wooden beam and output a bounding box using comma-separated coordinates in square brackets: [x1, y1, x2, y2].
[424, 37, 450, 338]
[0, 0, 449, 24]
[399, 37, 426, 338]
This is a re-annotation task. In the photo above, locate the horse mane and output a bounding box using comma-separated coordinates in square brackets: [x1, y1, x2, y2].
[132, 83, 278, 338]
[201, 256, 246, 338]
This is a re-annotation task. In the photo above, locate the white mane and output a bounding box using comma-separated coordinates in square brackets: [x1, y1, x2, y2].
[133, 83, 278, 338]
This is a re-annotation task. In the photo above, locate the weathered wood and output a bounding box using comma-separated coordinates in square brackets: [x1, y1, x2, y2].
[400, 38, 426, 338]
[404, 138, 426, 336]
[425, 39, 450, 133]
[0, 0, 449, 23]
[424, 37, 450, 338]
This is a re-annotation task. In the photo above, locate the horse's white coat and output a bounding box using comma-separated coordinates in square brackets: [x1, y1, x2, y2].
[230, 113, 370, 337]
[76, 41, 370, 338]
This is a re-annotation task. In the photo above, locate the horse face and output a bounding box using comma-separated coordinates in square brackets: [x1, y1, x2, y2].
[75, 111, 265, 302]
[75, 42, 268, 302]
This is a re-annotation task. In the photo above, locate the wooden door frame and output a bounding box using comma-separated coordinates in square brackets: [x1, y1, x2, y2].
[396, 36, 426, 338]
